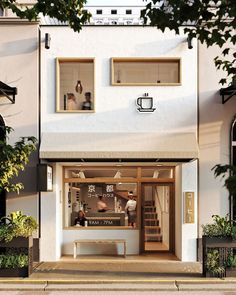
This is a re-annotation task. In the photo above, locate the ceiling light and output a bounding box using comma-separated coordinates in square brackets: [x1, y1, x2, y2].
[114, 170, 122, 178]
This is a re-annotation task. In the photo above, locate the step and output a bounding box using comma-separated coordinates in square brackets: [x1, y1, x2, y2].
[144, 213, 157, 219]
[145, 228, 161, 234]
[144, 201, 155, 206]
[144, 207, 156, 212]
[144, 219, 159, 226]
[145, 233, 163, 242]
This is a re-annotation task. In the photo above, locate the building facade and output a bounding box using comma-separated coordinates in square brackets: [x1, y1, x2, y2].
[0, 2, 235, 264]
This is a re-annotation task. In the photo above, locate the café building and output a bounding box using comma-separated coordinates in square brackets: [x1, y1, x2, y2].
[38, 9, 199, 262]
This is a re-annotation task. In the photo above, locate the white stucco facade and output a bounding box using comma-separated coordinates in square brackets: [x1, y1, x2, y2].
[39, 24, 199, 261]
[0, 20, 39, 224]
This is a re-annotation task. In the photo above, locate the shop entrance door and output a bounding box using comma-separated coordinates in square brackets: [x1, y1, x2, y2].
[141, 183, 174, 252]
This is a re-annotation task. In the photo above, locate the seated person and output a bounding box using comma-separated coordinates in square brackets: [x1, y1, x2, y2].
[81, 92, 92, 110]
[74, 210, 87, 226]
[97, 195, 109, 212]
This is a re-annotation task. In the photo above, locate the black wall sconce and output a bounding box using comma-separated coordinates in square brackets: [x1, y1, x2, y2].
[45, 33, 51, 49]
[187, 36, 193, 49]
[136, 93, 156, 113]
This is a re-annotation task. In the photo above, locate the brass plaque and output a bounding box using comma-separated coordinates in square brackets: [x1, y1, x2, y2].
[184, 192, 194, 223]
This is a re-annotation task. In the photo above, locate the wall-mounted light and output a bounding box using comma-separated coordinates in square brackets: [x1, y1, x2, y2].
[45, 33, 51, 49]
[187, 36, 193, 49]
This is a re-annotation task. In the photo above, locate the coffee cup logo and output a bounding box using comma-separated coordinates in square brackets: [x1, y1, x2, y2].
[137, 96, 156, 113]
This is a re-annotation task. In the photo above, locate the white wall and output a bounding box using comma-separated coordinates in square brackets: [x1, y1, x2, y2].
[199, 43, 236, 228]
[181, 161, 198, 261]
[40, 26, 197, 135]
[0, 22, 39, 223]
[175, 161, 198, 262]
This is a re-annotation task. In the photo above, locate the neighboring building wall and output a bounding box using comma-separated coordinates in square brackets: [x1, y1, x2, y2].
[0, 21, 39, 223]
[199, 44, 236, 229]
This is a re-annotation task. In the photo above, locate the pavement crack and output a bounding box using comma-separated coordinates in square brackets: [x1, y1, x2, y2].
[175, 280, 180, 291]
[44, 281, 48, 291]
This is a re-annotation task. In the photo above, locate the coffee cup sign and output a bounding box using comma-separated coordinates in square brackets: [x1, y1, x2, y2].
[136, 93, 156, 113]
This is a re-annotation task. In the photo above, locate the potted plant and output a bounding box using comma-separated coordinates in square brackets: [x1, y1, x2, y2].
[202, 214, 236, 277]
[224, 254, 236, 277]
[0, 211, 37, 277]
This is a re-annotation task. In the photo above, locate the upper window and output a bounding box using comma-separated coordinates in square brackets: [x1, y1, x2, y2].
[111, 58, 181, 86]
[111, 10, 117, 14]
[96, 10, 102, 14]
[56, 58, 95, 113]
[126, 10, 132, 15]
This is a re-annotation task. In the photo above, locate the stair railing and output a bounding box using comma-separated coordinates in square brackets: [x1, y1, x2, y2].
[154, 186, 163, 233]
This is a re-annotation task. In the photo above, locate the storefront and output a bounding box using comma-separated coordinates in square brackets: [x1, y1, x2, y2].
[39, 132, 198, 261]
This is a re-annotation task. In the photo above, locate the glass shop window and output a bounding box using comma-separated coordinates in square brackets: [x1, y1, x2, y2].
[64, 182, 138, 229]
[56, 58, 95, 112]
[111, 58, 181, 85]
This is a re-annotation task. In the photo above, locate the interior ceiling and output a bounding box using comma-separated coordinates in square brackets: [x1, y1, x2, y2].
[68, 168, 172, 178]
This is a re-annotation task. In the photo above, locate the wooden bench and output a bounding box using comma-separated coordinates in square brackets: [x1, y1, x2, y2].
[73, 239, 126, 259]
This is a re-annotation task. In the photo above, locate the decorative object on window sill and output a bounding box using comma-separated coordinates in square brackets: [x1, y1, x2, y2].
[72, 171, 86, 178]
[0, 81, 17, 104]
[45, 33, 51, 50]
[114, 170, 122, 178]
[136, 93, 156, 113]
[75, 80, 83, 94]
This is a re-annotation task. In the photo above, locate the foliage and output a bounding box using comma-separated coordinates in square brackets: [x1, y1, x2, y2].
[202, 214, 236, 239]
[141, 0, 236, 85]
[0, 126, 37, 194]
[0, 0, 91, 33]
[212, 164, 236, 197]
[206, 249, 225, 276]
[0, 211, 38, 243]
[0, 253, 28, 269]
[225, 254, 236, 268]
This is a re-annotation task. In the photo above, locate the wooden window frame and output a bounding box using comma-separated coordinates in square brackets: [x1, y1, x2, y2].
[111, 57, 182, 86]
[62, 165, 175, 230]
[56, 57, 95, 113]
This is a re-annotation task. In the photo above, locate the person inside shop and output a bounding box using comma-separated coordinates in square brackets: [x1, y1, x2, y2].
[67, 93, 78, 110]
[97, 195, 109, 212]
[125, 191, 137, 228]
[81, 92, 92, 110]
[74, 210, 87, 226]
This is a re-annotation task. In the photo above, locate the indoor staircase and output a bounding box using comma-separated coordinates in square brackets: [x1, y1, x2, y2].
[144, 200, 162, 242]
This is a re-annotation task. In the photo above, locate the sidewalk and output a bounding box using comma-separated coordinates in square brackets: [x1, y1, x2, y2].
[0, 258, 236, 291]
[1, 278, 236, 291]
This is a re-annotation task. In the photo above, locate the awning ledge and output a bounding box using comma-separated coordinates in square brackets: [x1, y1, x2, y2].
[39, 132, 198, 160]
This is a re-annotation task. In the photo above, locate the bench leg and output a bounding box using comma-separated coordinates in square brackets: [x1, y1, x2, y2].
[73, 243, 77, 259]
